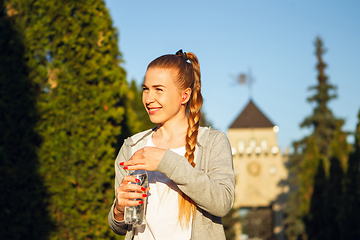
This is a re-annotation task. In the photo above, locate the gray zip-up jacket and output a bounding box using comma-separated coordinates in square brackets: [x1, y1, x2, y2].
[108, 126, 235, 240]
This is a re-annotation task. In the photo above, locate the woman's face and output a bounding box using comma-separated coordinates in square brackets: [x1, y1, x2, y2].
[142, 67, 186, 125]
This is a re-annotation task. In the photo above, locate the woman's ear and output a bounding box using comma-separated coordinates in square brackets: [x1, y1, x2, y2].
[181, 88, 192, 104]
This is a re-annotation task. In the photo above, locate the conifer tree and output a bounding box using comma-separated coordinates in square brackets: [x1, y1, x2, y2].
[284, 191, 306, 240]
[325, 155, 344, 240]
[304, 159, 327, 240]
[0, 2, 53, 238]
[285, 137, 322, 240]
[300, 37, 338, 157]
[341, 110, 360, 239]
[284, 141, 307, 240]
[299, 137, 321, 217]
[285, 36, 348, 240]
[4, 0, 127, 238]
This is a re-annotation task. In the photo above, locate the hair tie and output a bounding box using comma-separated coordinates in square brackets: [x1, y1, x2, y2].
[175, 49, 188, 61]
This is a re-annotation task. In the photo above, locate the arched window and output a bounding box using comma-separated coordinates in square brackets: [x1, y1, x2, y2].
[249, 139, 256, 148]
[238, 140, 245, 154]
[261, 139, 267, 153]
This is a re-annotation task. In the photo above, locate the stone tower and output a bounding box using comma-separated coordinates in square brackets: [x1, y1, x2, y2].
[228, 100, 288, 240]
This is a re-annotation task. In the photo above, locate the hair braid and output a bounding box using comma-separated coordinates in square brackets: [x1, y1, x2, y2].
[178, 52, 203, 227]
[184, 56, 202, 167]
[146, 51, 203, 228]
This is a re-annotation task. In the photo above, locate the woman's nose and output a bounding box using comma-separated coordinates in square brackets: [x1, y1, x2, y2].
[144, 92, 154, 104]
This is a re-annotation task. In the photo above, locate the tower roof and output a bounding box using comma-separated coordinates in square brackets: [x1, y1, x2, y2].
[229, 100, 275, 129]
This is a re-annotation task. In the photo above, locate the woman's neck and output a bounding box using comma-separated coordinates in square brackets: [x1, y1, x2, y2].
[153, 118, 188, 149]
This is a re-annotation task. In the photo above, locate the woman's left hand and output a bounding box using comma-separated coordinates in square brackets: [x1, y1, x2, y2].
[120, 147, 166, 171]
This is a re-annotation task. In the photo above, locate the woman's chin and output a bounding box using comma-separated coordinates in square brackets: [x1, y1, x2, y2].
[148, 116, 162, 125]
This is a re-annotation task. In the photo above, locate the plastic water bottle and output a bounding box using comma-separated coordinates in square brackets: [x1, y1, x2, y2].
[124, 170, 148, 225]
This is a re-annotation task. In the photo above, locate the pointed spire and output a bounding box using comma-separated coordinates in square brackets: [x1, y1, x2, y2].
[229, 100, 275, 129]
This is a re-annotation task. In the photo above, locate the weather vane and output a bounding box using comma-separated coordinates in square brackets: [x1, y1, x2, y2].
[236, 69, 254, 99]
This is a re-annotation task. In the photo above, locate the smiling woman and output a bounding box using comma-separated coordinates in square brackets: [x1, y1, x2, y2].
[108, 50, 235, 240]
[142, 68, 188, 127]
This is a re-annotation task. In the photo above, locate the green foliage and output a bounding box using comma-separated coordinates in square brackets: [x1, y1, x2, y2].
[284, 190, 306, 240]
[299, 137, 320, 215]
[340, 110, 360, 239]
[325, 156, 344, 240]
[301, 37, 338, 157]
[329, 119, 351, 170]
[4, 0, 127, 238]
[284, 138, 306, 239]
[285, 36, 349, 240]
[0, 2, 53, 238]
[304, 159, 327, 240]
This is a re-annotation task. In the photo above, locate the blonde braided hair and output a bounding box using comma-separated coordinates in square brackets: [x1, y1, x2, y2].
[147, 51, 203, 227]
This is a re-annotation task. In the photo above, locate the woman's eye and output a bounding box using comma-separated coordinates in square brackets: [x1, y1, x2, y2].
[156, 88, 163, 91]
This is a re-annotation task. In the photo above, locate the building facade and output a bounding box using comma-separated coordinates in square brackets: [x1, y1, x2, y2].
[227, 100, 289, 240]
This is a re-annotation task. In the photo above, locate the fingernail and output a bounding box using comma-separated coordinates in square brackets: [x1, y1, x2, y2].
[139, 201, 143, 204]
[123, 166, 128, 170]
[135, 179, 140, 183]
[141, 187, 146, 191]
[142, 194, 147, 197]
[120, 162, 124, 166]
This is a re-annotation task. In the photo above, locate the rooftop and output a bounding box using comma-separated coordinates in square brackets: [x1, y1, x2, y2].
[229, 100, 275, 129]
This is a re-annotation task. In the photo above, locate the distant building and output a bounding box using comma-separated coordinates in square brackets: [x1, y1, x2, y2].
[228, 100, 289, 240]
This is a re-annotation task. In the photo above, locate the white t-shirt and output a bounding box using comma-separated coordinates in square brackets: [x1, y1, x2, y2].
[134, 135, 191, 240]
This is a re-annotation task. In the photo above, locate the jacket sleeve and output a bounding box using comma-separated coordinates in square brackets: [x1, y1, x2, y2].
[108, 143, 132, 235]
[156, 130, 235, 217]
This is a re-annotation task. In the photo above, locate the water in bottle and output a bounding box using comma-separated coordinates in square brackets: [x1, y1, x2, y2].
[124, 170, 148, 225]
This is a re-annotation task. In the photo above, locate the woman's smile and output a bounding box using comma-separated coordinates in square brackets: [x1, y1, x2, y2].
[142, 68, 185, 125]
[147, 106, 162, 114]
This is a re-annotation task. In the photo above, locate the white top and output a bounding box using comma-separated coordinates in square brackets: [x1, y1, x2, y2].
[134, 134, 191, 240]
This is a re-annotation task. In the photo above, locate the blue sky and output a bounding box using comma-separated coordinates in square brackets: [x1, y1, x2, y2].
[104, 0, 360, 152]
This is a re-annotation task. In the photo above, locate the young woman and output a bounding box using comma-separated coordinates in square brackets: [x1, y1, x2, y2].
[108, 50, 235, 240]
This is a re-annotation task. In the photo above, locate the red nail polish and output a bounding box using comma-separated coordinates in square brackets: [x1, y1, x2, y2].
[141, 187, 146, 191]
[139, 201, 143, 204]
[142, 194, 147, 197]
[135, 179, 140, 183]
[123, 166, 128, 170]
[120, 162, 124, 166]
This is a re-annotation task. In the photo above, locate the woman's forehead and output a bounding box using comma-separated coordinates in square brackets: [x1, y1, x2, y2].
[144, 68, 178, 85]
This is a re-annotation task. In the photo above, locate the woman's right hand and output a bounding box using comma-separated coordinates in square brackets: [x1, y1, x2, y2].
[113, 175, 148, 221]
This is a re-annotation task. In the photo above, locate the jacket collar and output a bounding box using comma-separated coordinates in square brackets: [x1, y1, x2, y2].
[124, 126, 211, 149]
